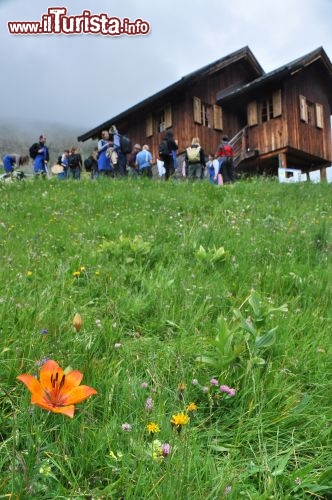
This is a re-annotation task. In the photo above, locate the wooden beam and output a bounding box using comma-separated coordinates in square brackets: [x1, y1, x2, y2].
[278, 152, 287, 168]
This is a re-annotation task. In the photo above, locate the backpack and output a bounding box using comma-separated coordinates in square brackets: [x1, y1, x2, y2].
[29, 143, 39, 159]
[159, 139, 170, 158]
[219, 143, 233, 157]
[84, 157, 93, 172]
[57, 155, 62, 165]
[186, 146, 201, 163]
[120, 135, 132, 154]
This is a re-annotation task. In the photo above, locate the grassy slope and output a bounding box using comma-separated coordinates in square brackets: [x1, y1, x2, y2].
[0, 178, 331, 499]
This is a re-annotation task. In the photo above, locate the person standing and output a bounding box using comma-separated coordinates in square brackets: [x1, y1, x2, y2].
[84, 147, 99, 179]
[216, 135, 235, 183]
[136, 145, 153, 177]
[30, 135, 49, 176]
[159, 130, 178, 180]
[97, 130, 113, 177]
[127, 144, 141, 177]
[185, 137, 206, 180]
[68, 147, 82, 180]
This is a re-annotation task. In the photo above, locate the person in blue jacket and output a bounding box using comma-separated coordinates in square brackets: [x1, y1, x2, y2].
[2, 154, 29, 174]
[31, 135, 49, 176]
[136, 145, 153, 177]
[97, 130, 113, 177]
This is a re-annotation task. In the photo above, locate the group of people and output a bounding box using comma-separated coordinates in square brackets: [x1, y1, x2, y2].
[1, 127, 235, 184]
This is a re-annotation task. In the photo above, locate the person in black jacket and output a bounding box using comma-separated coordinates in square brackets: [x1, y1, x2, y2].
[159, 130, 178, 181]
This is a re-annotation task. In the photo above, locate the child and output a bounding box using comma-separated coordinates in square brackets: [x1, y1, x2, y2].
[207, 153, 219, 184]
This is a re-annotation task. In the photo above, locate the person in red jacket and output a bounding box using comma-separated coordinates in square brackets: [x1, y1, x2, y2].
[216, 135, 235, 183]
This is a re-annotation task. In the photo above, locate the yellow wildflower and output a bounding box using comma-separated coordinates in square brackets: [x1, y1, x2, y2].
[146, 422, 160, 434]
[186, 402, 198, 412]
[170, 412, 190, 429]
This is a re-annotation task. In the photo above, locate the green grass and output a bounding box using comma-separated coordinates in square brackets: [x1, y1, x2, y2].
[0, 177, 331, 499]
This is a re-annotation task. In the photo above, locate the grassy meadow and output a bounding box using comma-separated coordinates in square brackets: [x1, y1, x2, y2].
[0, 176, 331, 499]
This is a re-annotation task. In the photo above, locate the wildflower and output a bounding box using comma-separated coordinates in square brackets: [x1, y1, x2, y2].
[27, 271, 33, 277]
[40, 329, 49, 335]
[95, 271, 100, 276]
[202, 386, 209, 393]
[161, 443, 172, 457]
[220, 385, 236, 397]
[72, 271, 80, 277]
[224, 486, 232, 495]
[191, 378, 199, 385]
[178, 383, 186, 391]
[114, 343, 122, 349]
[170, 412, 190, 432]
[141, 382, 148, 389]
[146, 422, 160, 434]
[220, 385, 231, 394]
[35, 357, 49, 367]
[210, 378, 219, 386]
[39, 464, 52, 476]
[95, 319, 102, 328]
[186, 402, 198, 412]
[73, 313, 82, 332]
[145, 397, 153, 412]
[80, 266, 86, 272]
[294, 477, 302, 485]
[17, 359, 97, 418]
[121, 423, 132, 432]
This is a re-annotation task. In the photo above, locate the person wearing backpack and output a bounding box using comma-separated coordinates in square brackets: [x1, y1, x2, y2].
[110, 124, 131, 177]
[29, 135, 49, 176]
[185, 137, 206, 180]
[84, 147, 98, 179]
[68, 147, 82, 180]
[216, 135, 235, 183]
[159, 130, 178, 181]
[97, 130, 113, 177]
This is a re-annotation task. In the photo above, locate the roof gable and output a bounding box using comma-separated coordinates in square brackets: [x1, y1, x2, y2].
[217, 47, 332, 104]
[78, 46, 264, 141]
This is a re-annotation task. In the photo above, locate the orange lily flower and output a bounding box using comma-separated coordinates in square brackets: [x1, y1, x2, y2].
[17, 360, 97, 418]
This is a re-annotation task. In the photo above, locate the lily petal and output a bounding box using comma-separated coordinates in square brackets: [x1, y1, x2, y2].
[62, 370, 83, 392]
[62, 385, 97, 405]
[17, 374, 43, 396]
[50, 404, 75, 418]
[40, 360, 64, 392]
[31, 394, 75, 418]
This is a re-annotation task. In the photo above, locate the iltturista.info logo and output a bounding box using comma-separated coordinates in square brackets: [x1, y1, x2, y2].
[8, 7, 150, 36]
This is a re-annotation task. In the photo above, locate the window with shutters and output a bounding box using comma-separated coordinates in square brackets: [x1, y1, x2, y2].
[193, 97, 222, 130]
[248, 90, 282, 126]
[299, 95, 324, 129]
[157, 110, 166, 133]
[146, 114, 153, 137]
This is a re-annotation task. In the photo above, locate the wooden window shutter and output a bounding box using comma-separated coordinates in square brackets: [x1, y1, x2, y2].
[193, 97, 202, 124]
[213, 105, 223, 130]
[299, 95, 308, 122]
[315, 103, 324, 128]
[164, 104, 172, 129]
[247, 101, 258, 126]
[145, 114, 153, 137]
[272, 89, 282, 117]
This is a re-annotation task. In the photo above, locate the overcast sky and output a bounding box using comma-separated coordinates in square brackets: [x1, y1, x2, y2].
[1, 0, 332, 136]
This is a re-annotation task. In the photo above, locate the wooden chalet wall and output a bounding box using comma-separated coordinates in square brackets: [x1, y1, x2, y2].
[285, 65, 332, 161]
[234, 64, 332, 170]
[115, 60, 259, 161]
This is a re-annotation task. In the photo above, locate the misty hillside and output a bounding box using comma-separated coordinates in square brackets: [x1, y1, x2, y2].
[0, 119, 97, 166]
